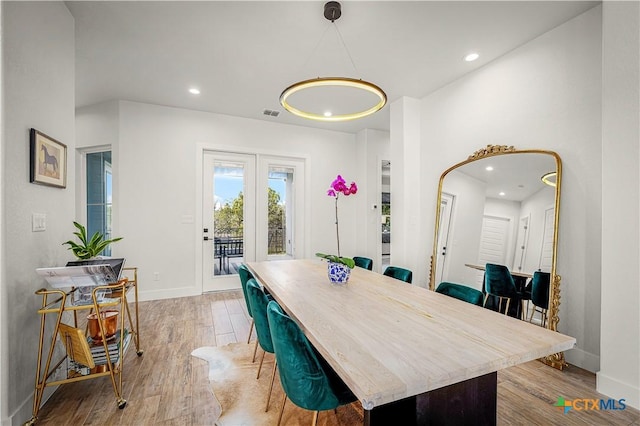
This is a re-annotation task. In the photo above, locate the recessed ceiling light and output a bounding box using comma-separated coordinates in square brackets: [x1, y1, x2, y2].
[499, 191, 506, 196]
[464, 52, 480, 62]
[485, 166, 494, 171]
[189, 87, 201, 95]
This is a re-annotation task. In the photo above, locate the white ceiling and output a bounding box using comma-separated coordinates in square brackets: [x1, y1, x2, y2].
[66, 1, 599, 134]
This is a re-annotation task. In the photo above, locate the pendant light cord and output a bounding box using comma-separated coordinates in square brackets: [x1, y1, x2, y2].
[332, 22, 360, 77]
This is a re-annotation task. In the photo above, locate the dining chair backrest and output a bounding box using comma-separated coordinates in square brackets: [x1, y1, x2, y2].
[383, 266, 413, 284]
[353, 256, 373, 271]
[531, 271, 550, 309]
[238, 263, 255, 318]
[435, 282, 484, 306]
[267, 301, 351, 411]
[484, 263, 517, 297]
[246, 279, 274, 354]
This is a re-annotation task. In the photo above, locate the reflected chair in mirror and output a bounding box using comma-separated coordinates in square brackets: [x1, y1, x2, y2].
[238, 264, 259, 362]
[529, 271, 550, 327]
[383, 266, 413, 284]
[246, 279, 278, 412]
[353, 256, 373, 271]
[483, 263, 519, 317]
[435, 282, 484, 306]
[267, 301, 357, 426]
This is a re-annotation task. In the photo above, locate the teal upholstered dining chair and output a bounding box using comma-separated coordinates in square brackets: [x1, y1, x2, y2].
[483, 263, 519, 316]
[266, 301, 357, 426]
[353, 256, 373, 271]
[435, 282, 484, 306]
[529, 271, 550, 327]
[383, 266, 413, 284]
[246, 279, 278, 412]
[238, 264, 259, 361]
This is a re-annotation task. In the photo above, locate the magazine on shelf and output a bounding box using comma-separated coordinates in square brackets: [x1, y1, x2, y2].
[36, 264, 118, 289]
[88, 329, 129, 353]
[92, 332, 132, 365]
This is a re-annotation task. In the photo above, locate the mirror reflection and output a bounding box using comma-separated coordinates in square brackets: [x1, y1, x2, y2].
[431, 147, 561, 328]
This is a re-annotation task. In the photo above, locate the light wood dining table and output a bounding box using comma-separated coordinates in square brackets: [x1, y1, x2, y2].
[247, 259, 575, 425]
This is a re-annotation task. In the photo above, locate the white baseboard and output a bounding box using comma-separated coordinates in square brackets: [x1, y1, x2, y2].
[564, 346, 600, 373]
[597, 372, 640, 410]
[10, 386, 57, 426]
[137, 286, 202, 302]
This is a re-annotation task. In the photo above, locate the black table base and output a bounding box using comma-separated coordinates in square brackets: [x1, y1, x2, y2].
[364, 372, 497, 426]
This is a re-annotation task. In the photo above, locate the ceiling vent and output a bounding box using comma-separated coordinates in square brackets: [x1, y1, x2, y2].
[263, 109, 280, 117]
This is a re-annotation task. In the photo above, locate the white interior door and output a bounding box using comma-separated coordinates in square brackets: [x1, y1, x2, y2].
[203, 152, 256, 292]
[538, 206, 555, 272]
[513, 215, 531, 272]
[436, 193, 454, 284]
[475, 215, 511, 286]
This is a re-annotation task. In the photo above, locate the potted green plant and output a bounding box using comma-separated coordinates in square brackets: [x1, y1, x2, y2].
[62, 221, 123, 259]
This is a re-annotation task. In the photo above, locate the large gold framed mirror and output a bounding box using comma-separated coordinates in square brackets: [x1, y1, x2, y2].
[429, 145, 565, 369]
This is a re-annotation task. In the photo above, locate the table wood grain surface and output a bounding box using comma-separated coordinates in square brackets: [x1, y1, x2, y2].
[247, 259, 575, 410]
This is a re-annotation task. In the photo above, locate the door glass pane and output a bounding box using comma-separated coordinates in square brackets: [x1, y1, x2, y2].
[213, 163, 244, 276]
[267, 167, 292, 255]
[86, 151, 113, 256]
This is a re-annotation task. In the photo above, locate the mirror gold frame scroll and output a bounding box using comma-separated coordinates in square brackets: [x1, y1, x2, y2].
[429, 145, 566, 369]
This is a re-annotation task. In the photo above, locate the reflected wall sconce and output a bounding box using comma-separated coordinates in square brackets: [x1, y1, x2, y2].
[279, 2, 387, 122]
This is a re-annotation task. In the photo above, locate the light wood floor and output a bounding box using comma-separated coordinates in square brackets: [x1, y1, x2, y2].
[33, 291, 639, 425]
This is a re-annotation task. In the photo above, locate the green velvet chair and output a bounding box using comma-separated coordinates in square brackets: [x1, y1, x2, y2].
[383, 266, 413, 284]
[528, 271, 550, 327]
[483, 263, 519, 316]
[246, 279, 278, 412]
[238, 264, 259, 361]
[266, 301, 357, 426]
[353, 256, 373, 271]
[435, 282, 484, 306]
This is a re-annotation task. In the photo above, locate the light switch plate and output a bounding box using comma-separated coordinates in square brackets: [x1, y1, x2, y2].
[32, 213, 46, 232]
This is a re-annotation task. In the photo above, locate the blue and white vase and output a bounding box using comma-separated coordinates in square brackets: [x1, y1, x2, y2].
[327, 261, 351, 284]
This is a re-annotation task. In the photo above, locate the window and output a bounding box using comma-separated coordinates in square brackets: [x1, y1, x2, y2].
[86, 151, 113, 256]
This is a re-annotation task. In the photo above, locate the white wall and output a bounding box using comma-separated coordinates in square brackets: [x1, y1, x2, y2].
[76, 101, 362, 300]
[441, 170, 485, 286]
[415, 7, 603, 371]
[1, 2, 75, 424]
[599, 1, 640, 410]
[355, 129, 390, 273]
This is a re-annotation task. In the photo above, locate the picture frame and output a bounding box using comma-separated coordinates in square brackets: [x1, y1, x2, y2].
[30, 128, 67, 188]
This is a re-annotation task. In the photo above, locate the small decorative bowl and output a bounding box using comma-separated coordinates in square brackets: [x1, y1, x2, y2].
[87, 310, 119, 343]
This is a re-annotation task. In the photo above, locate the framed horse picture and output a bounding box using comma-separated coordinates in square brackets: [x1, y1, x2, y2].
[30, 128, 67, 188]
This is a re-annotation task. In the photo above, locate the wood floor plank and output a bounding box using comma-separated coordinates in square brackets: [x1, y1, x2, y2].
[30, 291, 639, 425]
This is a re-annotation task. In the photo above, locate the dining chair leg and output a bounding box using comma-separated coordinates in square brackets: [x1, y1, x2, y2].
[483, 293, 490, 308]
[311, 410, 319, 426]
[265, 360, 277, 412]
[529, 305, 536, 323]
[505, 298, 511, 316]
[246, 319, 255, 344]
[252, 339, 259, 363]
[257, 349, 265, 379]
[277, 393, 287, 426]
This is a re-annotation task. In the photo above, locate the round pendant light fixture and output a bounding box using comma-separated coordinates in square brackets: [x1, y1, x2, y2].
[279, 2, 387, 122]
[541, 171, 557, 187]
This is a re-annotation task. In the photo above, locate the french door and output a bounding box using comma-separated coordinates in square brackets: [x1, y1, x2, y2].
[203, 152, 256, 292]
[202, 151, 305, 292]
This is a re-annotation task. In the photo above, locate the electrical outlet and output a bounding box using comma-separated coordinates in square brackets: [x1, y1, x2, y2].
[153, 272, 160, 281]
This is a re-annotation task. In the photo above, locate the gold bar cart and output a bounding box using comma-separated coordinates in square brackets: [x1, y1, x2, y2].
[25, 267, 142, 425]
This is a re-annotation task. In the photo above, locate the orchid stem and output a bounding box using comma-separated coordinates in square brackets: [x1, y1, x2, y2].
[335, 196, 341, 258]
